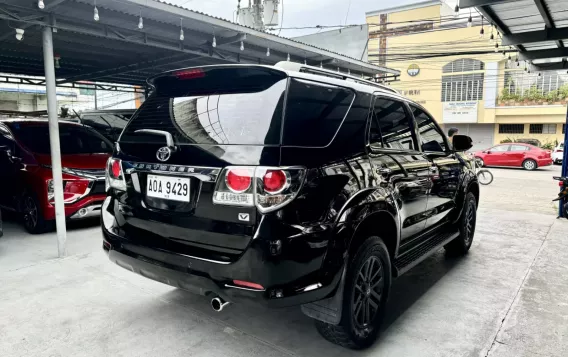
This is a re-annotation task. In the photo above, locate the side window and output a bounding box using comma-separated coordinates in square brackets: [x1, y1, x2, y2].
[510, 145, 528, 152]
[491, 145, 509, 152]
[411, 106, 447, 153]
[370, 98, 415, 150]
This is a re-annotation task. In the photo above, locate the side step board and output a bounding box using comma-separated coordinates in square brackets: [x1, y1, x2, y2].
[393, 230, 460, 277]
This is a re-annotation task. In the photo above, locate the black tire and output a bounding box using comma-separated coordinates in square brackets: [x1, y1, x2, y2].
[315, 236, 391, 350]
[445, 192, 477, 256]
[522, 159, 537, 171]
[477, 170, 493, 185]
[21, 193, 49, 234]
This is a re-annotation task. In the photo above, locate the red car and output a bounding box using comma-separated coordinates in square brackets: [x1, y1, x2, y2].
[473, 143, 553, 171]
[0, 119, 112, 233]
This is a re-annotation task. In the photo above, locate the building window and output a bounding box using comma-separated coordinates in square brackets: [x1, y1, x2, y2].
[499, 124, 524, 134]
[441, 73, 484, 102]
[441, 59, 485, 102]
[530, 124, 557, 134]
[442, 59, 484, 73]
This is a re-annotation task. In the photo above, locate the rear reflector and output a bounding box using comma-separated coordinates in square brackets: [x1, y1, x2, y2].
[232, 280, 264, 290]
[174, 69, 205, 80]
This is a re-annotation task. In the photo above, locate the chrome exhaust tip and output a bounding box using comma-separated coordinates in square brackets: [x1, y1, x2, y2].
[211, 297, 230, 312]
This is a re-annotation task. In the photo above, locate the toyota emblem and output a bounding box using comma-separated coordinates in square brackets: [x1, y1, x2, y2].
[156, 147, 172, 162]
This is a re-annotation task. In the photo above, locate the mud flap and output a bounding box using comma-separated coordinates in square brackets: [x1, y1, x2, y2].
[300, 266, 346, 325]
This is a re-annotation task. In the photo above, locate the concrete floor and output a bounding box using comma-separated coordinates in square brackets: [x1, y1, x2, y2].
[1, 165, 567, 357]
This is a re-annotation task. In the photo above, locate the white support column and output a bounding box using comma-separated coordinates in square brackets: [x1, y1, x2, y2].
[42, 25, 67, 257]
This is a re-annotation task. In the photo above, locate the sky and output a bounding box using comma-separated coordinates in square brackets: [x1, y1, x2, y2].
[165, 0, 422, 37]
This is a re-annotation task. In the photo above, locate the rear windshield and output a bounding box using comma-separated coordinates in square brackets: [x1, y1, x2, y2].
[121, 67, 287, 146]
[120, 67, 356, 148]
[10, 123, 113, 155]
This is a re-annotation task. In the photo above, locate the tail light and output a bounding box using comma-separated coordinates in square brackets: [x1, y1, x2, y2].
[226, 168, 253, 193]
[106, 157, 126, 191]
[213, 166, 305, 213]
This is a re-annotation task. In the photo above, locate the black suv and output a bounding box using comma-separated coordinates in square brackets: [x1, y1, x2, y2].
[101, 63, 478, 349]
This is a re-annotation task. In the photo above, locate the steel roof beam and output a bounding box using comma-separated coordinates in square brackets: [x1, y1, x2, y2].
[502, 27, 568, 46]
[0, 0, 67, 40]
[532, 59, 568, 71]
[533, 0, 563, 48]
[518, 47, 568, 61]
[459, 0, 518, 8]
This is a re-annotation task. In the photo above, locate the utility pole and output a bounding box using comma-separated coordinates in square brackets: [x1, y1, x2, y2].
[252, 0, 264, 31]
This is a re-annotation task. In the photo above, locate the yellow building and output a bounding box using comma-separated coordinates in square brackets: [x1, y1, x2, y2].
[366, 0, 567, 150]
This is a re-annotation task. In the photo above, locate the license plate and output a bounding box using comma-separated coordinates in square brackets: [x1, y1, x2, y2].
[146, 174, 190, 202]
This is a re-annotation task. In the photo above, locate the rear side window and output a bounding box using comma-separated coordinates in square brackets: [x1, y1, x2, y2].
[120, 67, 287, 146]
[370, 98, 416, 151]
[282, 78, 355, 147]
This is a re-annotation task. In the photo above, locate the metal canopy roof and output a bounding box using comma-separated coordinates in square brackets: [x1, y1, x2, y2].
[461, 0, 568, 71]
[0, 0, 398, 87]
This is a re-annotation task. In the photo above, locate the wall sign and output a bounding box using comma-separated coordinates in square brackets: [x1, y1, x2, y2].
[407, 64, 420, 77]
[442, 101, 478, 123]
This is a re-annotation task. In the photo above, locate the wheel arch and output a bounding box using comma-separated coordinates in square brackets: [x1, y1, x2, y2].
[348, 210, 399, 263]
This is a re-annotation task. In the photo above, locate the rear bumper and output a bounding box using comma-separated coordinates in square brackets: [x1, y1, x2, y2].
[101, 197, 343, 308]
[538, 158, 553, 167]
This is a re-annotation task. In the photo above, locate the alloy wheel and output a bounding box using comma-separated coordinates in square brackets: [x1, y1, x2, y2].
[352, 256, 384, 337]
[524, 160, 536, 170]
[23, 196, 38, 230]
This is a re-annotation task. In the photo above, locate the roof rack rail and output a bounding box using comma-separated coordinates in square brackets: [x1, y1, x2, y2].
[274, 61, 398, 94]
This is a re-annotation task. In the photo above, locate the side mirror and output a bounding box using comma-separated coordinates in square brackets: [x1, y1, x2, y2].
[452, 135, 473, 152]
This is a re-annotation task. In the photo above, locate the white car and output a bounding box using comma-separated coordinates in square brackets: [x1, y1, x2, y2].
[552, 143, 564, 164]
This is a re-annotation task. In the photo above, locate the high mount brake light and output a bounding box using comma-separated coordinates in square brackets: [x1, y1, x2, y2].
[174, 69, 205, 80]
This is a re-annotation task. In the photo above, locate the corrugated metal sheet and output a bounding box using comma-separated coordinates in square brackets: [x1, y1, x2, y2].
[547, 0, 568, 24]
[490, 0, 545, 34]
[523, 41, 559, 50]
[69, 0, 394, 73]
